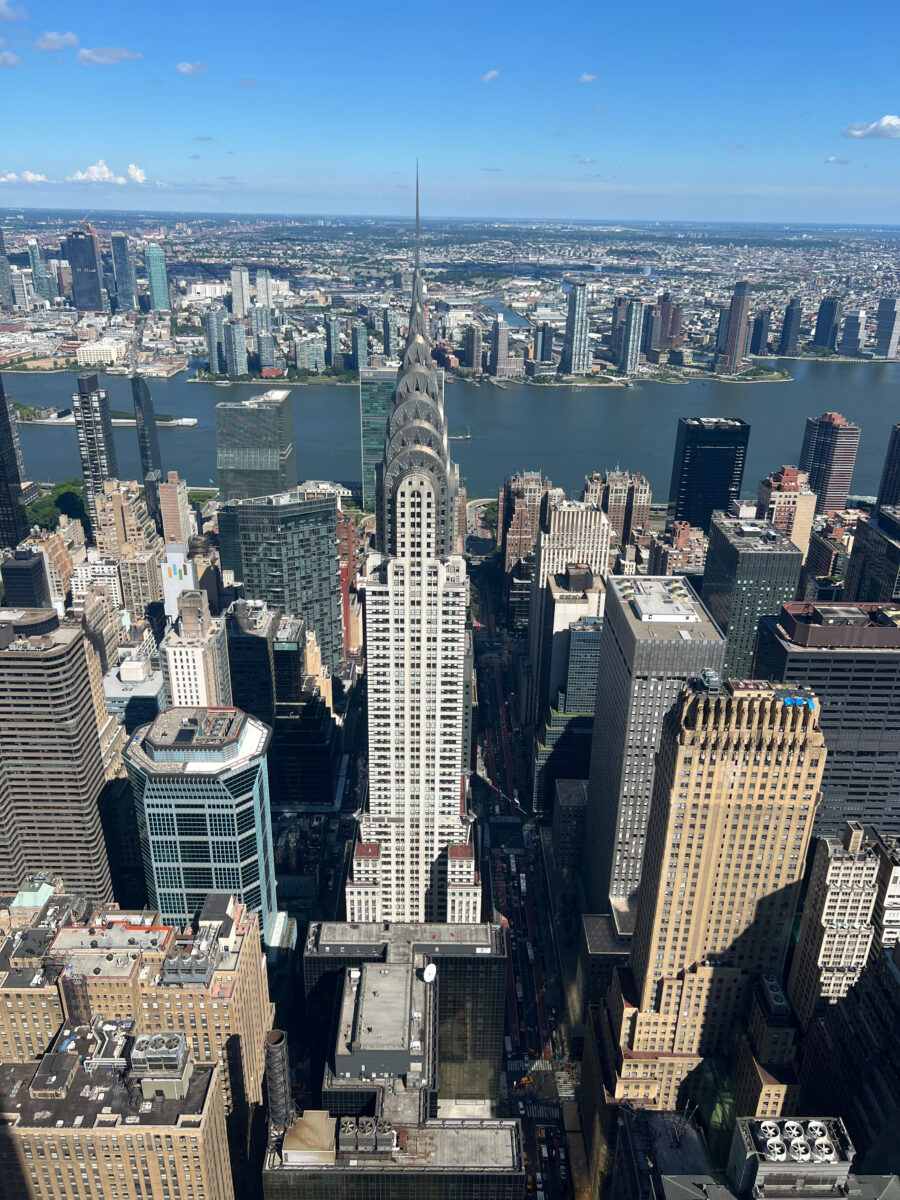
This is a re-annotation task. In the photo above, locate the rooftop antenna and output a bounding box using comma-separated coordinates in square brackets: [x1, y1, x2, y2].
[415, 160, 420, 271]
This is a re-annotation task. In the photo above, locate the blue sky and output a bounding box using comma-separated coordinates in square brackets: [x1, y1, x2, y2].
[1, 0, 900, 222]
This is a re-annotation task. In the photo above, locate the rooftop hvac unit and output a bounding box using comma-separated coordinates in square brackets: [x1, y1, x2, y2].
[766, 1139, 788, 1162]
[358, 1117, 375, 1149]
[814, 1138, 837, 1162]
[760, 1121, 780, 1139]
[339, 1117, 357, 1151]
[790, 1138, 812, 1162]
[376, 1119, 394, 1150]
[783, 1121, 804, 1140]
[807, 1121, 828, 1140]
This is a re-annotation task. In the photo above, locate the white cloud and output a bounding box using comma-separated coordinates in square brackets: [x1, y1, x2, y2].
[21, 170, 48, 181]
[36, 30, 78, 50]
[127, 163, 146, 183]
[0, 171, 18, 182]
[78, 46, 142, 66]
[825, 156, 850, 165]
[0, 0, 27, 20]
[175, 60, 209, 74]
[578, 72, 598, 83]
[481, 69, 500, 83]
[842, 114, 900, 139]
[0, 49, 20, 66]
[68, 158, 127, 184]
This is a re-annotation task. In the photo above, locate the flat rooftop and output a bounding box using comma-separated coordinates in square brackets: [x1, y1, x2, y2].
[611, 578, 722, 642]
[352, 963, 412, 1053]
[146, 707, 245, 748]
[0, 1053, 215, 1132]
[308, 921, 504, 958]
[127, 707, 269, 775]
[266, 1116, 523, 1174]
[711, 515, 801, 554]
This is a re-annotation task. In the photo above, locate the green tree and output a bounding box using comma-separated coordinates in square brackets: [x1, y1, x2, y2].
[26, 478, 91, 538]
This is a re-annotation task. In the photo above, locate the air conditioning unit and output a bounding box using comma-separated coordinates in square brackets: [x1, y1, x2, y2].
[783, 1121, 804, 1140]
[766, 1138, 788, 1162]
[814, 1138, 837, 1163]
[760, 1121, 780, 1139]
[807, 1121, 828, 1140]
[790, 1138, 812, 1162]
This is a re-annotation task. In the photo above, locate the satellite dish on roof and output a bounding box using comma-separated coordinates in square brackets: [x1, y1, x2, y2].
[423, 963, 437, 984]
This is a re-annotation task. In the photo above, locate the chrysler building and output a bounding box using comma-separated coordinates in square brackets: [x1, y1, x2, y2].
[346, 186, 480, 925]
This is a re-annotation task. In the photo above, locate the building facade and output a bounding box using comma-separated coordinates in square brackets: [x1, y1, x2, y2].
[72, 372, 119, 529]
[215, 389, 297, 502]
[145, 242, 171, 311]
[799, 411, 861, 515]
[667, 416, 750, 532]
[562, 281, 590, 375]
[359, 367, 398, 510]
[0, 372, 29, 550]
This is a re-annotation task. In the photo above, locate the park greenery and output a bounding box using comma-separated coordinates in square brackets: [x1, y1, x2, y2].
[26, 478, 91, 537]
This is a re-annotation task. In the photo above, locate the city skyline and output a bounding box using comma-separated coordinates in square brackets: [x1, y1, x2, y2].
[1, 1, 900, 220]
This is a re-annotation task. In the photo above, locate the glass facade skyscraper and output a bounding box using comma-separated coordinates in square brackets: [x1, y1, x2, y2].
[223, 318, 248, 375]
[64, 228, 104, 311]
[666, 415, 750, 532]
[27, 239, 56, 303]
[132, 375, 162, 480]
[561, 280, 590, 374]
[145, 243, 171, 311]
[217, 488, 343, 671]
[126, 706, 277, 942]
[215, 389, 296, 502]
[111, 232, 137, 311]
[358, 367, 396, 509]
[0, 373, 29, 550]
[205, 306, 226, 372]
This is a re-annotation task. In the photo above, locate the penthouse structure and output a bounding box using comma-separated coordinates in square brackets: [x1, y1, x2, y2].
[754, 601, 900, 833]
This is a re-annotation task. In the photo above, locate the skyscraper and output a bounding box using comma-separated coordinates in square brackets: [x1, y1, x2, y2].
[0, 609, 124, 898]
[527, 498, 611, 723]
[601, 677, 825, 1111]
[583, 469, 652, 543]
[255, 267, 274, 308]
[205, 305, 226, 372]
[583, 577, 725, 915]
[161, 590, 232, 708]
[325, 316, 342, 367]
[842, 506, 900, 604]
[145, 242, 171, 311]
[837, 309, 866, 356]
[562, 280, 591, 374]
[658, 293, 683, 349]
[0, 372, 29, 549]
[127, 705, 277, 940]
[875, 297, 900, 358]
[701, 514, 802, 679]
[223, 319, 248, 375]
[498, 471, 551, 574]
[875, 422, 900, 513]
[641, 304, 662, 355]
[464, 323, 483, 369]
[813, 296, 843, 350]
[779, 297, 802, 355]
[215, 388, 296, 501]
[799, 411, 861, 514]
[27, 238, 53, 303]
[721, 280, 751, 373]
[359, 366, 397, 509]
[351, 321, 368, 370]
[64, 227, 104, 311]
[714, 304, 731, 353]
[666, 416, 750, 532]
[346, 197, 479, 924]
[257, 330, 276, 371]
[230, 264, 250, 318]
[110, 231, 137, 311]
[750, 308, 771, 355]
[618, 299, 643, 374]
[754, 599, 900, 833]
[0, 229, 13, 309]
[786, 821, 878, 1030]
[756, 465, 817, 559]
[159, 470, 194, 545]
[217, 488, 343, 671]
[72, 372, 119, 529]
[383, 306, 399, 358]
[490, 315, 509, 375]
[132, 374, 162, 482]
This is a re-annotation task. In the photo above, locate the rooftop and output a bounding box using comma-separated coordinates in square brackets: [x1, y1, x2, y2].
[612, 577, 722, 641]
[770, 602, 900, 650]
[711, 514, 802, 554]
[307, 921, 504, 959]
[127, 707, 270, 775]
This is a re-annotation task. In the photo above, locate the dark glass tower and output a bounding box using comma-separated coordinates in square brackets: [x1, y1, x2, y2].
[813, 295, 844, 350]
[701, 514, 802, 678]
[876, 423, 900, 514]
[64, 228, 104, 311]
[666, 415, 750, 532]
[0, 373, 29, 550]
[780, 297, 802, 355]
[111, 232, 137, 312]
[215, 390, 297, 502]
[132, 376, 162, 480]
[358, 367, 397, 509]
[750, 308, 771, 355]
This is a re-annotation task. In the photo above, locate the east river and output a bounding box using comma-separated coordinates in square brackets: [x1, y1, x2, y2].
[6, 359, 900, 500]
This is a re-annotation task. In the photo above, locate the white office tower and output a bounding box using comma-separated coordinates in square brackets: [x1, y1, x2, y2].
[230, 264, 250, 319]
[346, 191, 479, 926]
[161, 590, 232, 709]
[526, 498, 610, 723]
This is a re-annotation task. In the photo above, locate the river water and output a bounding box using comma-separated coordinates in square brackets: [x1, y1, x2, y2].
[6, 359, 899, 500]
